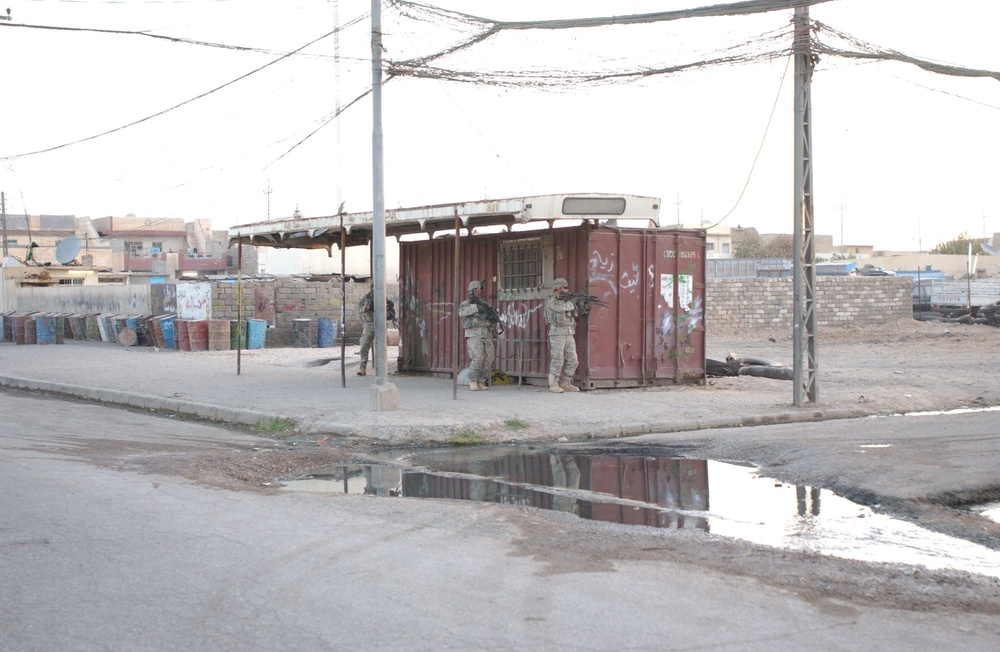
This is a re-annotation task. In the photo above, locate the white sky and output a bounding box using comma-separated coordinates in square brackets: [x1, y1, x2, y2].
[1, 0, 999, 253]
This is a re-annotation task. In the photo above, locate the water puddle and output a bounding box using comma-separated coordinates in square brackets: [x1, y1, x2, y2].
[898, 405, 1000, 417]
[283, 447, 1000, 578]
[969, 501, 1000, 523]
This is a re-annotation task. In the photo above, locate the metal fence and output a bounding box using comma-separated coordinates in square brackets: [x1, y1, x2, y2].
[706, 258, 791, 279]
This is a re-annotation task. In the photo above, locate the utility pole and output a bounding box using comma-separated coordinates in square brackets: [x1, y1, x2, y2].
[263, 182, 272, 220]
[370, 0, 397, 410]
[838, 199, 846, 255]
[1, 192, 8, 259]
[674, 193, 682, 227]
[792, 6, 818, 406]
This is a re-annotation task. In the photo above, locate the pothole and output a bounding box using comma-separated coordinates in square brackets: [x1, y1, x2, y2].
[282, 447, 1000, 578]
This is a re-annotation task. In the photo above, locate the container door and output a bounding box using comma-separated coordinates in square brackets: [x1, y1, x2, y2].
[652, 231, 705, 382]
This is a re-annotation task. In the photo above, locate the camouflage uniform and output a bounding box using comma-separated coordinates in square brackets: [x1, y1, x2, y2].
[458, 280, 496, 391]
[357, 290, 375, 376]
[544, 277, 588, 393]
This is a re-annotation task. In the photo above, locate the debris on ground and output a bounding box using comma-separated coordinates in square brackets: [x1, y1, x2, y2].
[706, 353, 791, 380]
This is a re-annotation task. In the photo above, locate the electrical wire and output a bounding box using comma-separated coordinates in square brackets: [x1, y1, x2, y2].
[0, 24, 356, 161]
[706, 53, 791, 230]
[0, 19, 365, 59]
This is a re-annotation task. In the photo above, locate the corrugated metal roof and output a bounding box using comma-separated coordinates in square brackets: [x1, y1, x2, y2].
[227, 193, 661, 250]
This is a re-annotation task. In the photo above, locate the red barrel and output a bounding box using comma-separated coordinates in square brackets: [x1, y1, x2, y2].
[13, 315, 27, 345]
[23, 316, 37, 345]
[175, 319, 191, 351]
[187, 319, 208, 352]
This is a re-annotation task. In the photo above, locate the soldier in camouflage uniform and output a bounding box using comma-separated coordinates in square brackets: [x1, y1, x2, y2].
[356, 289, 375, 376]
[458, 279, 497, 391]
[544, 277, 589, 393]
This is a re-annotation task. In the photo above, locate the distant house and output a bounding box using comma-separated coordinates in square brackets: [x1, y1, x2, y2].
[1, 214, 77, 266]
[90, 216, 227, 278]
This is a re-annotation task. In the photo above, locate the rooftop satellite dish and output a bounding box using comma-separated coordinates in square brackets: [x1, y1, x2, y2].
[982, 243, 998, 256]
[55, 235, 81, 265]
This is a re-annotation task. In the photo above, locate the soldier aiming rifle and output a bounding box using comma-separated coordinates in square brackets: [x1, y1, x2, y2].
[356, 288, 396, 377]
[558, 290, 609, 312]
[458, 280, 501, 391]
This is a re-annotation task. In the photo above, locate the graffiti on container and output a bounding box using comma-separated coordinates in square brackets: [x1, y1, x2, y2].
[619, 262, 640, 294]
[657, 293, 703, 354]
[501, 302, 543, 331]
[589, 250, 617, 295]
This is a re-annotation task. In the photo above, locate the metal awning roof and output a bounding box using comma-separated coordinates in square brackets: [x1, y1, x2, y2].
[227, 193, 662, 250]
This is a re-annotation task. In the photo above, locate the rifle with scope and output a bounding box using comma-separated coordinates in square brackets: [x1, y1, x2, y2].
[470, 294, 504, 334]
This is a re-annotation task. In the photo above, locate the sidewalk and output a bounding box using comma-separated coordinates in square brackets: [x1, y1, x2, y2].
[0, 337, 892, 445]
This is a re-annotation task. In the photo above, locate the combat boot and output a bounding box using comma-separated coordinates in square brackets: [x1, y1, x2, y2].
[469, 381, 480, 391]
[357, 365, 367, 376]
[478, 380, 490, 391]
[559, 379, 580, 392]
[548, 374, 563, 393]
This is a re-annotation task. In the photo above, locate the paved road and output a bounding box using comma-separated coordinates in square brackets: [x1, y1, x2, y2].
[3, 391, 998, 651]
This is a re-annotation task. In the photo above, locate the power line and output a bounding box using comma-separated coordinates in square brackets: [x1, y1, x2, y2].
[0, 22, 361, 161]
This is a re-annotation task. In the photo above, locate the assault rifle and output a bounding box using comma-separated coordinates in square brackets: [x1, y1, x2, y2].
[559, 291, 609, 309]
[363, 291, 398, 328]
[470, 294, 504, 334]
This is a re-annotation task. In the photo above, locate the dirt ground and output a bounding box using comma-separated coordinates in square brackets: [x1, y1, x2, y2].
[49, 316, 997, 620]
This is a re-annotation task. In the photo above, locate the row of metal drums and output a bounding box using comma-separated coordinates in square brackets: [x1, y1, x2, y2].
[0, 312, 268, 351]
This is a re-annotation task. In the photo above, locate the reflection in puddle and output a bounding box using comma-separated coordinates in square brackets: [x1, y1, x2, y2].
[283, 449, 1000, 578]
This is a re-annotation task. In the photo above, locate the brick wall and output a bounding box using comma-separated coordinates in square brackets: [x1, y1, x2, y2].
[206, 276, 909, 348]
[211, 278, 399, 347]
[707, 276, 912, 329]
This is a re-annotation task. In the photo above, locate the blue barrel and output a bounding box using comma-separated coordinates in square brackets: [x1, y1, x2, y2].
[159, 315, 176, 349]
[317, 317, 336, 348]
[35, 315, 57, 344]
[246, 319, 267, 350]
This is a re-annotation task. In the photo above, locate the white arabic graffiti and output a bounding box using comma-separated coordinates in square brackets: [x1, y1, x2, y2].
[501, 302, 543, 330]
[588, 250, 617, 295]
[619, 262, 640, 293]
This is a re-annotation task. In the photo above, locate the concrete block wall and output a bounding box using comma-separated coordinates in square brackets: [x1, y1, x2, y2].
[706, 276, 912, 330]
[211, 278, 399, 347]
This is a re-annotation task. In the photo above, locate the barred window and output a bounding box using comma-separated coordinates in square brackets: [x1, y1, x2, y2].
[499, 238, 543, 292]
[125, 241, 143, 255]
[58, 278, 84, 285]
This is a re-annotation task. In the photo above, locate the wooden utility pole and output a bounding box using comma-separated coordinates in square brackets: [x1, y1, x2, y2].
[793, 6, 818, 405]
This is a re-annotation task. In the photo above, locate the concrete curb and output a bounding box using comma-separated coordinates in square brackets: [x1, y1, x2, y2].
[0, 375, 281, 429]
[2, 373, 877, 444]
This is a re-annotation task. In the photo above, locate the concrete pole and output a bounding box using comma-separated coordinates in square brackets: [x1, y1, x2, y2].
[793, 6, 818, 405]
[370, 0, 397, 410]
[1, 192, 8, 259]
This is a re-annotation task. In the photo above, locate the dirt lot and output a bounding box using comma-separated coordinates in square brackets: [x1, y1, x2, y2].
[51, 317, 997, 621]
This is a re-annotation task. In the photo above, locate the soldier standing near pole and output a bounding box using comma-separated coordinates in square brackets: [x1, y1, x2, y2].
[458, 280, 499, 391]
[544, 278, 589, 393]
[356, 287, 375, 376]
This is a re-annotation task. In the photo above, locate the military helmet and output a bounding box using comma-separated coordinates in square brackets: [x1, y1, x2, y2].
[552, 277, 568, 290]
[468, 279, 482, 293]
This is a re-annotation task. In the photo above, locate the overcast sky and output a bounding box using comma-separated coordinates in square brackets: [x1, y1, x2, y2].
[1, 0, 999, 253]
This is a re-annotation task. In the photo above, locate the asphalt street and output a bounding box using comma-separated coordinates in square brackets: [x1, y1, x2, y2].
[3, 390, 998, 651]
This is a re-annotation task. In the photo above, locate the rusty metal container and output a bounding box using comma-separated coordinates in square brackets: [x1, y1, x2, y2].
[399, 224, 705, 388]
